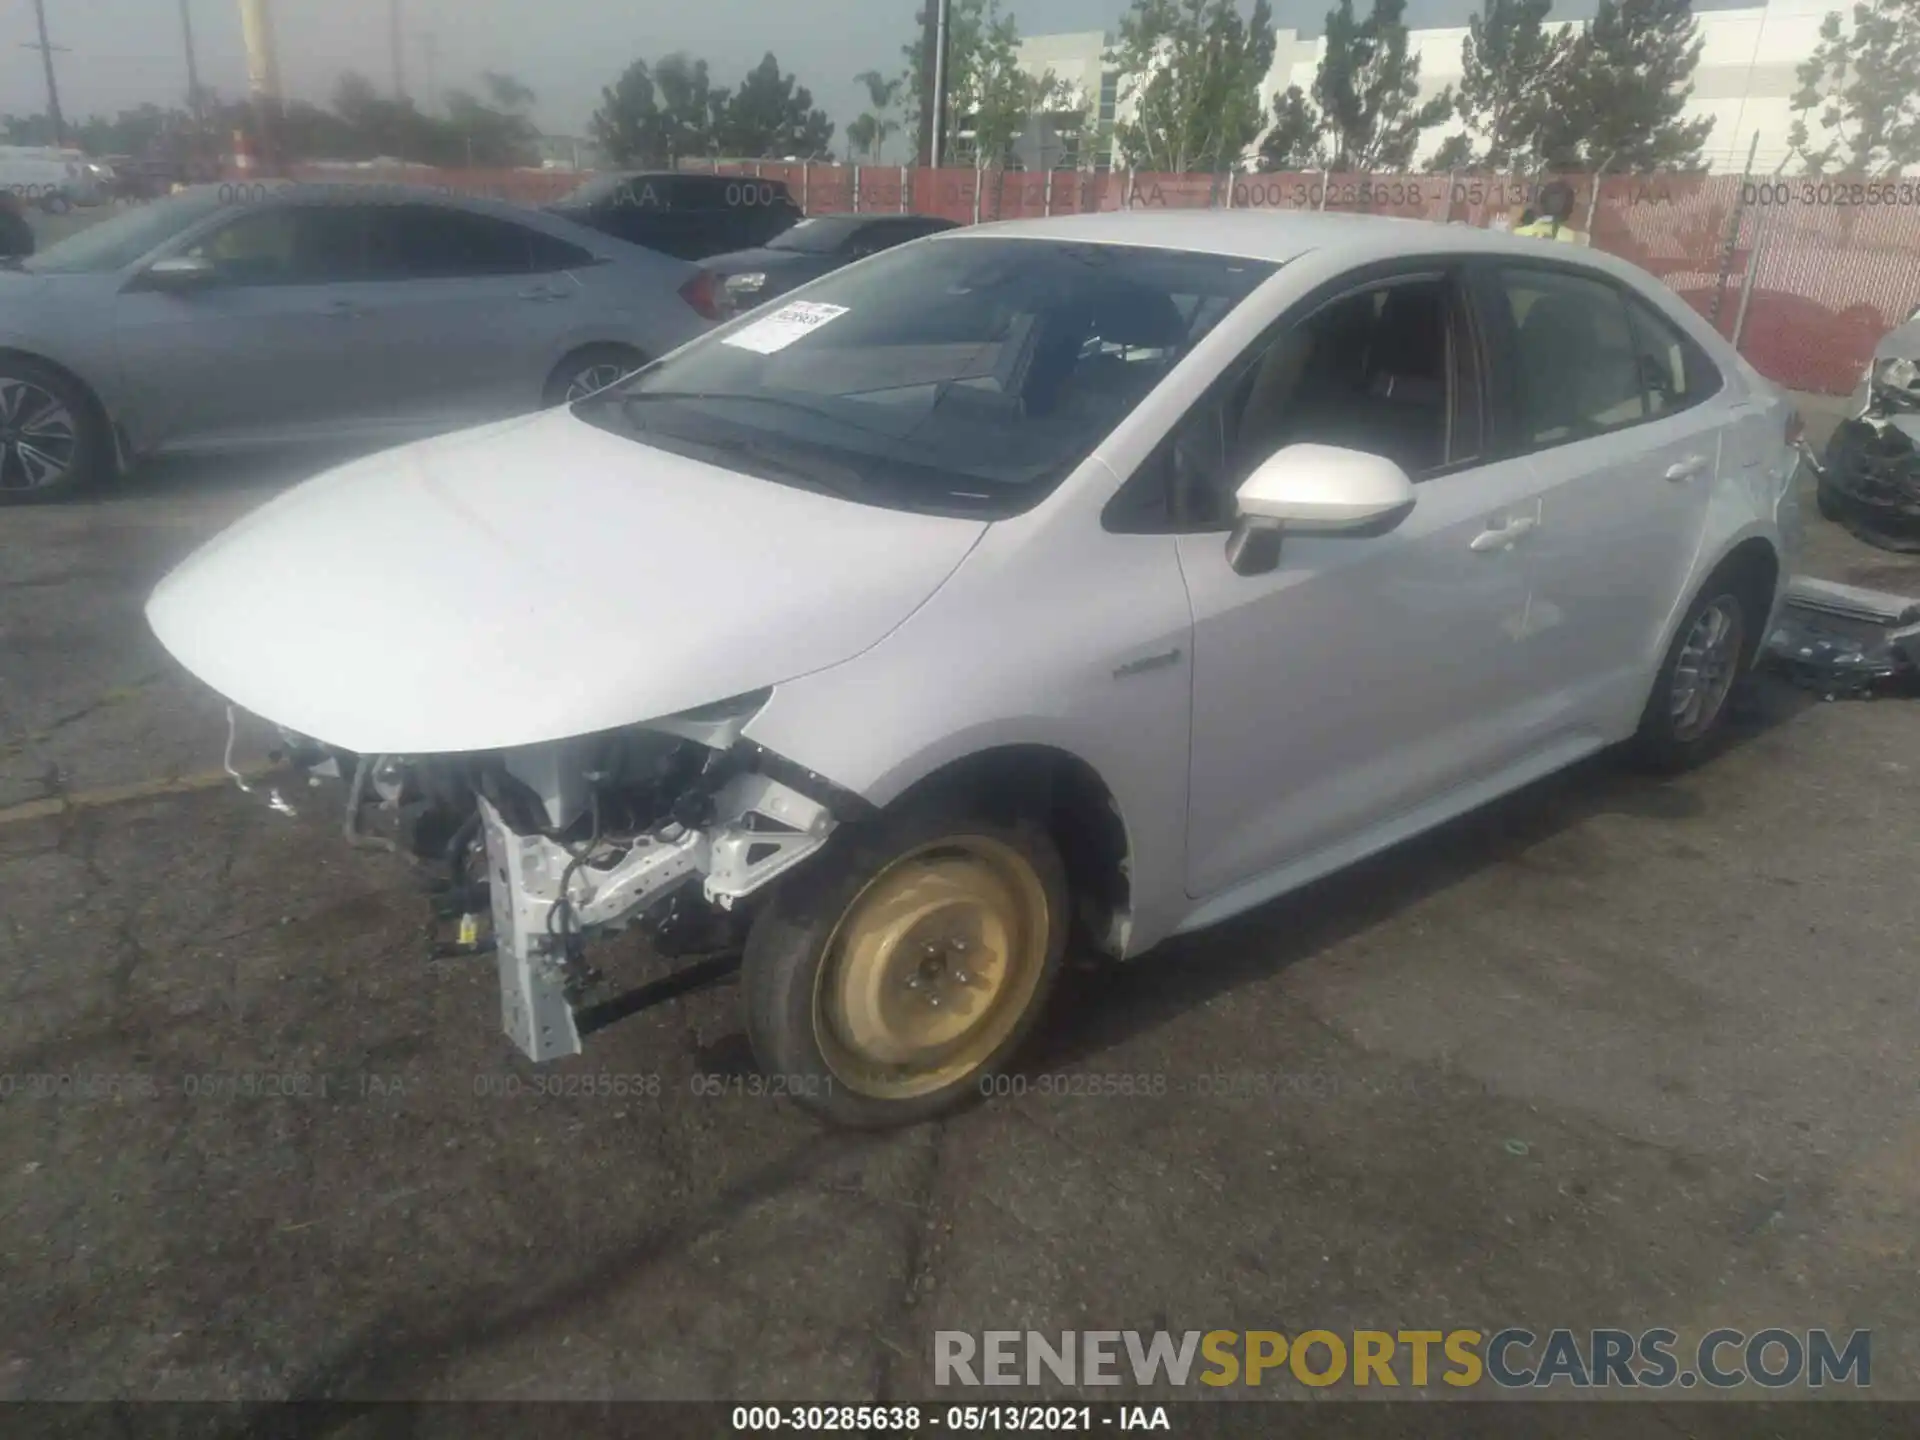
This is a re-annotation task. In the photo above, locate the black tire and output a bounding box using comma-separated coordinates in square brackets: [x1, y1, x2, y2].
[1629, 562, 1769, 774]
[0, 356, 108, 504]
[742, 800, 1070, 1130]
[543, 344, 646, 407]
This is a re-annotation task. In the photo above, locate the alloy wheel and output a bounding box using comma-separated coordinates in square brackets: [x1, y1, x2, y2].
[0, 378, 78, 492]
[1669, 595, 1744, 742]
[563, 363, 633, 402]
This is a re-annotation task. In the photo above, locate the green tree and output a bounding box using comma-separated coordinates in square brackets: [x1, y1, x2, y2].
[1256, 86, 1323, 170]
[592, 60, 665, 165]
[1109, 0, 1278, 173]
[1450, 0, 1574, 170]
[1786, 2, 1920, 174]
[591, 54, 727, 165]
[849, 69, 903, 161]
[952, 0, 1080, 169]
[1539, 0, 1714, 172]
[717, 53, 834, 158]
[1424, 132, 1475, 172]
[1261, 0, 1451, 172]
[442, 72, 541, 167]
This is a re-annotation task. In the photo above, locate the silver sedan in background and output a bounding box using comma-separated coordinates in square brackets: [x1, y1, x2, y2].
[0, 183, 720, 502]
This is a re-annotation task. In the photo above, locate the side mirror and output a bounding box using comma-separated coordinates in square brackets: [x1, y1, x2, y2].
[139, 254, 219, 292]
[1225, 443, 1416, 576]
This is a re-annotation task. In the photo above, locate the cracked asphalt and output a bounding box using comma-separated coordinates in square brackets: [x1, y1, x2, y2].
[3, 406, 1919, 1417]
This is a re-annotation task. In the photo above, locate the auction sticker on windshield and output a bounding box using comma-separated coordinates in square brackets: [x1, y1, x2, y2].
[723, 301, 850, 355]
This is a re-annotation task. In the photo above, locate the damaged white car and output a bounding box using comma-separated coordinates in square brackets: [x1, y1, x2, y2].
[148, 211, 1801, 1128]
[1814, 301, 1920, 552]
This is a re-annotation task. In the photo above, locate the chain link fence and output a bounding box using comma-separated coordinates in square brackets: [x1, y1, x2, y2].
[283, 160, 1920, 397]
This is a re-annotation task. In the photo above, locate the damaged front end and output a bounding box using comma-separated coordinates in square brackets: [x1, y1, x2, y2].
[232, 691, 851, 1062]
[1818, 352, 1920, 552]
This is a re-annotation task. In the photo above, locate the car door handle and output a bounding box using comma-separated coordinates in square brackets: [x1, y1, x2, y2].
[1664, 455, 1708, 482]
[517, 286, 560, 302]
[321, 299, 360, 319]
[1469, 516, 1538, 552]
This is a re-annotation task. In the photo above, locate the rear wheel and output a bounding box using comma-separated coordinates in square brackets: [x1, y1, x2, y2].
[0, 358, 106, 503]
[742, 802, 1069, 1129]
[1630, 565, 1767, 773]
[544, 345, 646, 407]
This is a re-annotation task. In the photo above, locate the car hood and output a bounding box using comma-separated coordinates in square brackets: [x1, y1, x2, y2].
[146, 408, 988, 756]
[1876, 315, 1920, 360]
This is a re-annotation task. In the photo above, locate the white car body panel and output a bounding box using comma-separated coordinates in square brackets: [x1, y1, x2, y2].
[146, 410, 987, 755]
[145, 207, 1799, 1037]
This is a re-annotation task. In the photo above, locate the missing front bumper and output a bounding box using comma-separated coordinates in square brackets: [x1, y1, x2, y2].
[481, 769, 837, 1062]
[217, 708, 841, 1063]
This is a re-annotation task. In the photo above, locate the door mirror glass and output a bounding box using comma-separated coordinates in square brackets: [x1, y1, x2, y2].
[1226, 443, 1415, 575]
[141, 254, 218, 291]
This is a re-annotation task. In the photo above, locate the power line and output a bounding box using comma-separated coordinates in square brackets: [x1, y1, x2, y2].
[22, 0, 70, 148]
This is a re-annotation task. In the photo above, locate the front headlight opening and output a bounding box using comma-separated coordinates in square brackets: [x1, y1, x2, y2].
[1873, 355, 1919, 395]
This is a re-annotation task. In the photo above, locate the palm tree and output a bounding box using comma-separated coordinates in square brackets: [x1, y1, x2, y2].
[852, 68, 900, 162]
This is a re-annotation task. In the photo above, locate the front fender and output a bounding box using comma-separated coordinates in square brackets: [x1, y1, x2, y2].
[737, 514, 1199, 957]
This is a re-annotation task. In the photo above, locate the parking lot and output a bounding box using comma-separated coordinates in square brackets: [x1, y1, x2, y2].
[3, 401, 1919, 1415]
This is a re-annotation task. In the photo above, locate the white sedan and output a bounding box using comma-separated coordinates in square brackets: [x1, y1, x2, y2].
[147, 209, 1802, 1129]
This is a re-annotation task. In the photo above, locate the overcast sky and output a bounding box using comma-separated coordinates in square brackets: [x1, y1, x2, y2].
[1, 0, 1602, 145]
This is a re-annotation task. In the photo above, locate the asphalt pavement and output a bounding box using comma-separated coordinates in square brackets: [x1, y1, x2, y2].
[2, 406, 1919, 1418]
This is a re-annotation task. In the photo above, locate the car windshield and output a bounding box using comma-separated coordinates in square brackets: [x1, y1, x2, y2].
[23, 190, 230, 273]
[580, 236, 1275, 518]
[766, 217, 866, 254]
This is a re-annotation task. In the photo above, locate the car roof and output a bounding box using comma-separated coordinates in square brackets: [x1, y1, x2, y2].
[949, 207, 1663, 290]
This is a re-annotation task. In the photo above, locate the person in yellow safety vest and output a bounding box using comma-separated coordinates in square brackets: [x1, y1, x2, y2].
[1513, 179, 1585, 243]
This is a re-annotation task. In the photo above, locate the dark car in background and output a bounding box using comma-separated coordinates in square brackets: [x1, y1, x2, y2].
[704, 212, 960, 314]
[544, 172, 804, 262]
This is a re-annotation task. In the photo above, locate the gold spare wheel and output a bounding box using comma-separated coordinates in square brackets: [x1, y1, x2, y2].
[813, 835, 1051, 1099]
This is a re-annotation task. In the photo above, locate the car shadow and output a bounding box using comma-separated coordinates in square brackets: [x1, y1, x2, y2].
[1022, 670, 1828, 1079]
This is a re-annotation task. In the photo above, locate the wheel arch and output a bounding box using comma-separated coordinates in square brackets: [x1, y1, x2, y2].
[0, 347, 113, 431]
[0, 346, 122, 475]
[541, 340, 649, 405]
[866, 741, 1135, 958]
[1693, 532, 1782, 657]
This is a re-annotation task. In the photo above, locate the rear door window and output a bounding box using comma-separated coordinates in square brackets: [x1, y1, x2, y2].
[1496, 267, 1647, 446]
[364, 204, 537, 279]
[1623, 292, 1723, 416]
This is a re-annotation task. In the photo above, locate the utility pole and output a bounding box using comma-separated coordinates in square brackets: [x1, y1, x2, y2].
[390, 0, 407, 102]
[23, 0, 69, 148]
[414, 31, 440, 113]
[179, 0, 204, 124]
[237, 0, 284, 174]
[915, 0, 951, 167]
[931, 0, 951, 168]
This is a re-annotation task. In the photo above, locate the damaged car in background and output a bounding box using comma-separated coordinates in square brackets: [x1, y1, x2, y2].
[1814, 302, 1920, 551]
[147, 213, 1799, 1129]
